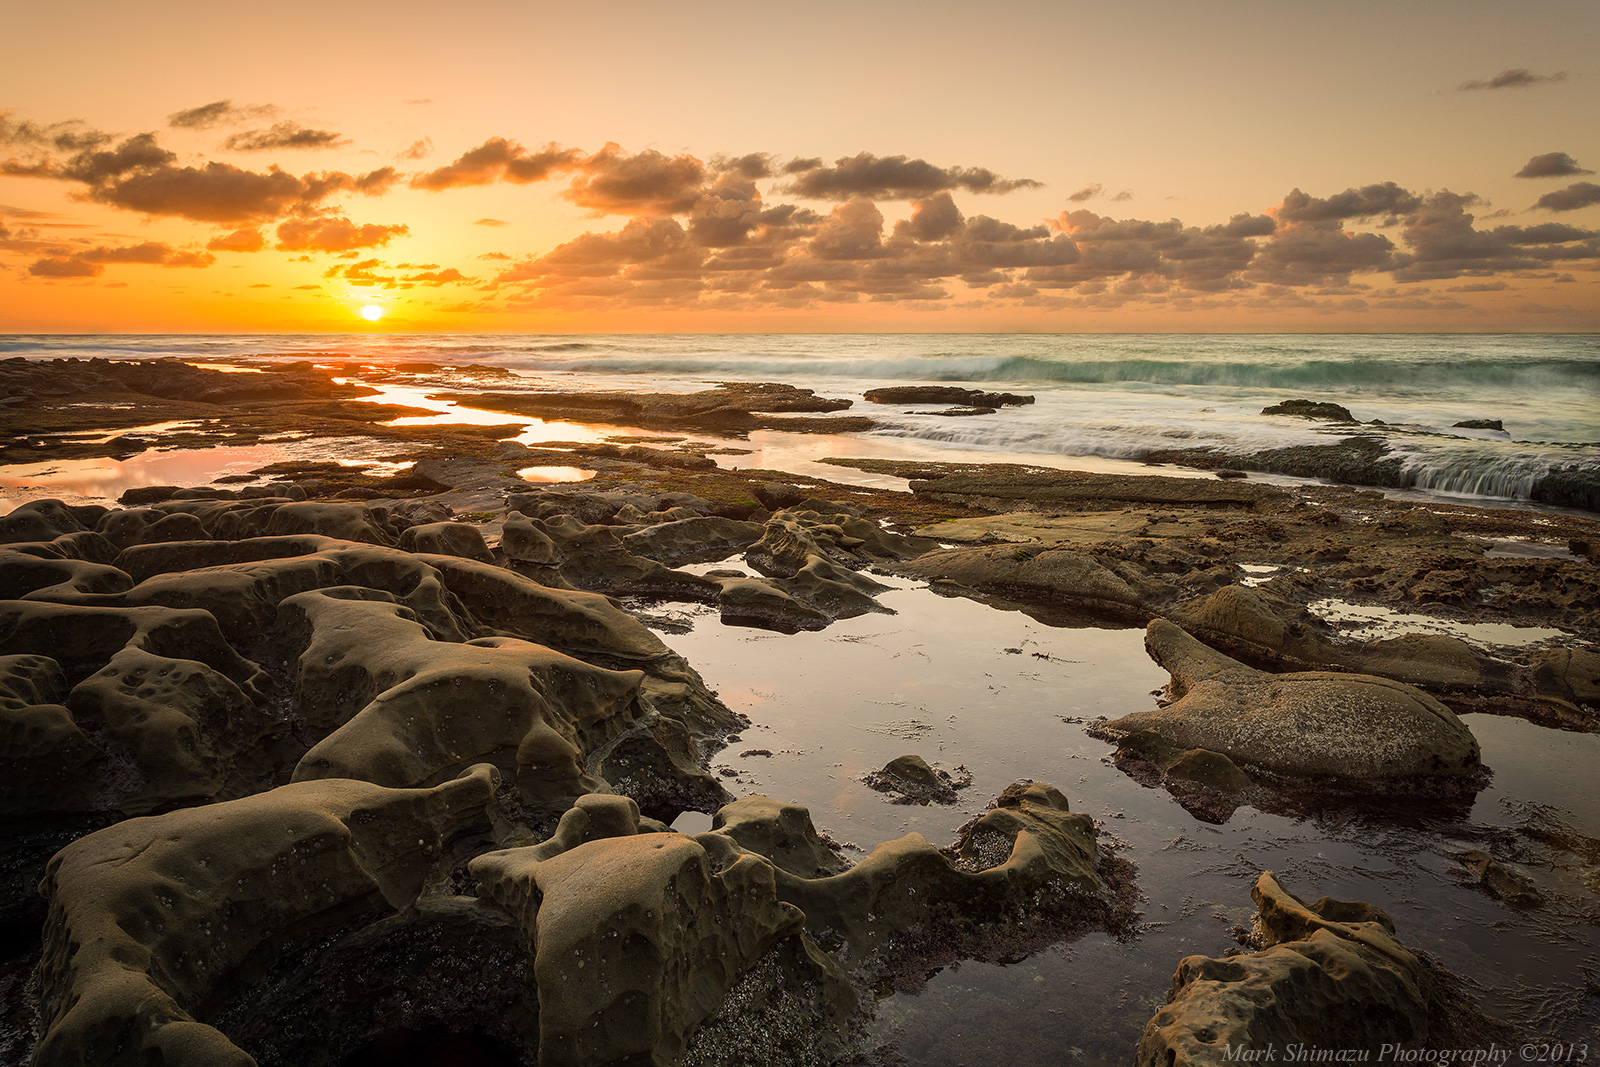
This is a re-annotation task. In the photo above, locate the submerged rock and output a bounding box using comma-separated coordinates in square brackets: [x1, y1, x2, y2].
[1261, 398, 1357, 422]
[862, 754, 971, 804]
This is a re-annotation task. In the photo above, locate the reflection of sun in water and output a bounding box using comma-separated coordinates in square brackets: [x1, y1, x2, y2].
[359, 305, 384, 322]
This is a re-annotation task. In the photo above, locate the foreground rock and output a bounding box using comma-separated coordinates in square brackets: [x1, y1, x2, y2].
[32, 767, 501, 1067]
[1135, 873, 1515, 1063]
[863, 386, 1034, 407]
[1098, 620, 1483, 786]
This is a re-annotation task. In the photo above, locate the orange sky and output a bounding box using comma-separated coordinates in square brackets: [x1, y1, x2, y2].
[2, 0, 1598, 332]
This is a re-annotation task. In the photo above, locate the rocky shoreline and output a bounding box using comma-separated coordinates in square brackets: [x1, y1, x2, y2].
[3, 359, 1598, 1064]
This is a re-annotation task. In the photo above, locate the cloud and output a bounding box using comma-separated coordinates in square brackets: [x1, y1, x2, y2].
[8, 127, 401, 224]
[410, 138, 581, 190]
[1533, 182, 1600, 212]
[275, 216, 409, 252]
[565, 144, 709, 216]
[223, 122, 348, 151]
[1389, 190, 1600, 280]
[1276, 182, 1422, 224]
[0, 114, 111, 151]
[475, 218, 507, 227]
[27, 241, 214, 277]
[401, 268, 470, 285]
[398, 138, 433, 160]
[1515, 152, 1593, 179]
[167, 100, 278, 129]
[28, 257, 102, 278]
[1459, 69, 1567, 91]
[324, 258, 397, 287]
[784, 152, 1042, 200]
[1068, 184, 1103, 202]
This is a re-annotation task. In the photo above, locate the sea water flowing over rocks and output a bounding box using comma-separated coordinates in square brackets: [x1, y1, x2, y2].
[0, 340, 1598, 1064]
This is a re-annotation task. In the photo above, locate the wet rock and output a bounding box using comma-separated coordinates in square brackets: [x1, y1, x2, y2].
[1135, 873, 1432, 1063]
[907, 468, 1290, 513]
[862, 754, 971, 804]
[1101, 620, 1483, 784]
[395, 520, 494, 563]
[1453, 419, 1505, 431]
[709, 796, 849, 879]
[621, 515, 765, 566]
[752, 781, 1113, 956]
[470, 795, 810, 1066]
[1261, 398, 1357, 422]
[0, 499, 105, 544]
[32, 767, 500, 1067]
[597, 716, 733, 824]
[1457, 850, 1545, 908]
[899, 544, 1153, 622]
[753, 482, 806, 510]
[863, 386, 1034, 407]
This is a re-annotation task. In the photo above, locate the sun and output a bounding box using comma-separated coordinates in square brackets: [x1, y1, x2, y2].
[358, 305, 384, 322]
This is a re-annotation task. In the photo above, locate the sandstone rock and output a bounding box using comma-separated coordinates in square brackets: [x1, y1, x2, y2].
[1135, 873, 1430, 1064]
[0, 499, 104, 544]
[32, 767, 500, 1067]
[621, 515, 765, 566]
[395, 520, 494, 563]
[470, 795, 807, 1066]
[899, 544, 1151, 622]
[1102, 620, 1482, 783]
[863, 386, 1034, 407]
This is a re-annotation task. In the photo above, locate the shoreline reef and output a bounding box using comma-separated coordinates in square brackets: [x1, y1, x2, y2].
[2, 357, 1598, 1064]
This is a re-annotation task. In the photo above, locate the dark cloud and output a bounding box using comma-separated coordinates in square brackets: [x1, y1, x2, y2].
[275, 217, 409, 252]
[904, 192, 965, 242]
[167, 101, 277, 129]
[785, 152, 1042, 200]
[1277, 182, 1423, 224]
[1534, 182, 1600, 212]
[28, 256, 102, 278]
[1110, 190, 1133, 203]
[410, 138, 581, 190]
[566, 145, 709, 216]
[1516, 152, 1593, 179]
[27, 241, 214, 277]
[208, 228, 266, 252]
[354, 167, 399, 195]
[714, 153, 774, 179]
[0, 114, 111, 151]
[1067, 184, 1103, 202]
[1459, 69, 1567, 91]
[222, 122, 348, 151]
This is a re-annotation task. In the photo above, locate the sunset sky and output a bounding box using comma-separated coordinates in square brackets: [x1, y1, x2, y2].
[3, 0, 1597, 333]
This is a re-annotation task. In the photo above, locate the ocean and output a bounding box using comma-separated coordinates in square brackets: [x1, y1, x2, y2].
[5, 332, 1599, 511]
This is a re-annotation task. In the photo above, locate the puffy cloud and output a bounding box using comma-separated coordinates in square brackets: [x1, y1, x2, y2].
[1276, 182, 1422, 224]
[167, 100, 278, 129]
[410, 138, 581, 190]
[904, 192, 965, 241]
[275, 216, 409, 252]
[714, 153, 774, 179]
[208, 228, 266, 252]
[353, 167, 399, 195]
[1534, 182, 1600, 212]
[222, 122, 348, 151]
[784, 152, 1042, 200]
[1459, 69, 1567, 91]
[807, 199, 888, 261]
[398, 138, 433, 160]
[29, 256, 102, 278]
[27, 241, 214, 277]
[565, 145, 708, 216]
[1516, 152, 1592, 179]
